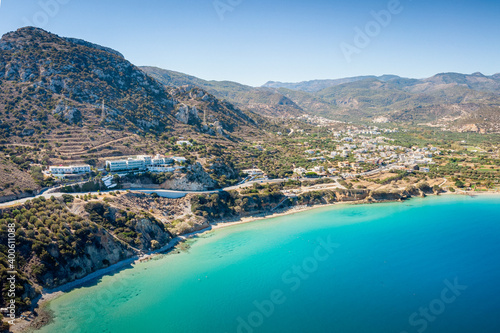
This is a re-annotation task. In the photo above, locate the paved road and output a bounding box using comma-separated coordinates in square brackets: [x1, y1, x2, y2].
[0, 176, 342, 208]
[132, 188, 217, 198]
[0, 189, 195, 207]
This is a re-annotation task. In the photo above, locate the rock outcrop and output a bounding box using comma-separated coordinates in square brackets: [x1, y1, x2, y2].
[160, 163, 218, 191]
[175, 103, 200, 124]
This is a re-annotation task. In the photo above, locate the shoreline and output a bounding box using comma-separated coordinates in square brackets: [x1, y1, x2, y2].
[11, 190, 500, 332]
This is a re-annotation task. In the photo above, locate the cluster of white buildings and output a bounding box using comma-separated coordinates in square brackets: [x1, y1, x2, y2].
[345, 143, 437, 167]
[105, 154, 186, 173]
[294, 114, 343, 126]
[48, 154, 188, 176]
[326, 133, 440, 169]
[293, 166, 331, 176]
[298, 131, 440, 176]
[331, 126, 398, 138]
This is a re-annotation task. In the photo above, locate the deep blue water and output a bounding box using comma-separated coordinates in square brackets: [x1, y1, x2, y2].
[37, 195, 500, 333]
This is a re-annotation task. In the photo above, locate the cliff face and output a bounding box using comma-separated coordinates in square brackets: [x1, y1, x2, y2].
[335, 189, 370, 202]
[298, 187, 432, 205]
[174, 103, 200, 125]
[298, 189, 370, 205]
[368, 191, 410, 202]
[32, 229, 134, 288]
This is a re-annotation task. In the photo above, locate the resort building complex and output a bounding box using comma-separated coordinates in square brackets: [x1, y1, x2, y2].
[105, 154, 176, 172]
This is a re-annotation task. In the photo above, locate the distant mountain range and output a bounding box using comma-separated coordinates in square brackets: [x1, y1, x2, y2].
[262, 75, 401, 92]
[1, 26, 498, 138]
[142, 67, 500, 133]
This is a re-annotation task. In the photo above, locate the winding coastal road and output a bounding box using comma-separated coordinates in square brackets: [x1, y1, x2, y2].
[0, 189, 202, 208]
[0, 176, 344, 208]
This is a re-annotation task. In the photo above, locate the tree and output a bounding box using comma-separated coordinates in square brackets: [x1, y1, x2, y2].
[150, 240, 160, 250]
[62, 194, 74, 203]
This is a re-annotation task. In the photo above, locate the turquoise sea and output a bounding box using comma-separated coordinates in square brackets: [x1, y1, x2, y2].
[36, 195, 500, 333]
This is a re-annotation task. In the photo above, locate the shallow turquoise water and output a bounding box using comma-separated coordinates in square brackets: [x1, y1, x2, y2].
[37, 195, 500, 333]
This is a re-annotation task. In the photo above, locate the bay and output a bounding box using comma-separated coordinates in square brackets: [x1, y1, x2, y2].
[36, 195, 500, 333]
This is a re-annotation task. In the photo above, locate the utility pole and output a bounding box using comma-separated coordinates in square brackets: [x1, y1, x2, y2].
[101, 99, 106, 122]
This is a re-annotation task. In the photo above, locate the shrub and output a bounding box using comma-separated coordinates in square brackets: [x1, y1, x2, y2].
[62, 194, 74, 203]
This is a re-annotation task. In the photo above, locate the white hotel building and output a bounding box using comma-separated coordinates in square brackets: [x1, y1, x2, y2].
[106, 154, 175, 172]
[49, 164, 91, 175]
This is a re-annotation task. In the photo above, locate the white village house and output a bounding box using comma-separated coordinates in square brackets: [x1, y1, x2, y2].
[176, 140, 193, 146]
[242, 168, 265, 177]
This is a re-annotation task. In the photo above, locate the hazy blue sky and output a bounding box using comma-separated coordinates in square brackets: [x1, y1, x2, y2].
[0, 0, 499, 86]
